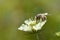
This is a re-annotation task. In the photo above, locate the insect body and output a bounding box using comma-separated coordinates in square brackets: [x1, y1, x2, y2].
[35, 13, 48, 21]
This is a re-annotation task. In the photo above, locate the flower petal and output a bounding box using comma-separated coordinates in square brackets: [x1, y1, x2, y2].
[24, 19, 32, 25]
[18, 24, 32, 31]
[33, 20, 47, 31]
[23, 26, 32, 31]
[44, 13, 48, 15]
[18, 24, 26, 30]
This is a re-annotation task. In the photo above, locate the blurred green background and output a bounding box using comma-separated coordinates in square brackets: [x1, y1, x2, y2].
[0, 0, 60, 40]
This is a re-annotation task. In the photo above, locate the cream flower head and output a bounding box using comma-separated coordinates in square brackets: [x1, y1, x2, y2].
[18, 13, 48, 32]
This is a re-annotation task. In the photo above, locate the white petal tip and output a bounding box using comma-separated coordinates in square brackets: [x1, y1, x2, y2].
[18, 28, 21, 30]
[44, 13, 48, 15]
[56, 32, 60, 36]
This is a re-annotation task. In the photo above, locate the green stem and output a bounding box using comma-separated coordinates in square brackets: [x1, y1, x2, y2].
[36, 33, 39, 40]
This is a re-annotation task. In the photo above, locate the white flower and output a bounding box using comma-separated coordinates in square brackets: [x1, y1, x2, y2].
[18, 19, 46, 32]
[18, 13, 48, 32]
[18, 19, 36, 32]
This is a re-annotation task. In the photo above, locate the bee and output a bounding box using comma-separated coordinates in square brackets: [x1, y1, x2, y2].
[35, 13, 48, 21]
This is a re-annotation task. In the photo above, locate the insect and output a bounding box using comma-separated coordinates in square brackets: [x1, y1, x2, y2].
[35, 13, 48, 21]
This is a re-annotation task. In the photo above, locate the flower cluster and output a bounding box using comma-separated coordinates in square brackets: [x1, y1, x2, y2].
[18, 13, 48, 32]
